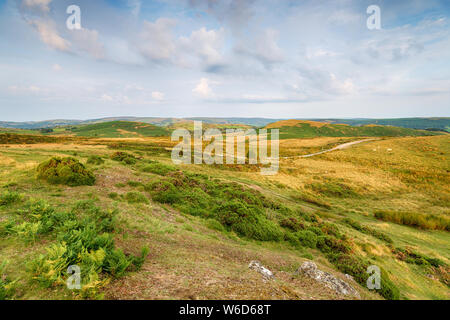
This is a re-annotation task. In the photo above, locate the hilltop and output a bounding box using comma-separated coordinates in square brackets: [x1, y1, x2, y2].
[64, 121, 170, 138]
[265, 120, 441, 139]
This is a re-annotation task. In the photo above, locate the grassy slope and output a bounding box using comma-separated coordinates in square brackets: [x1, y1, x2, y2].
[266, 120, 440, 139]
[312, 118, 450, 132]
[0, 133, 448, 300]
[68, 121, 170, 138]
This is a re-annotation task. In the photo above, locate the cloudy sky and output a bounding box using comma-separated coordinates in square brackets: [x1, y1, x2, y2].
[0, 0, 449, 121]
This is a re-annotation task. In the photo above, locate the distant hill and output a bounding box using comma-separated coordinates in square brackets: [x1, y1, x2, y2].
[310, 118, 450, 132]
[66, 121, 170, 138]
[0, 117, 281, 129]
[1, 117, 448, 132]
[265, 120, 441, 139]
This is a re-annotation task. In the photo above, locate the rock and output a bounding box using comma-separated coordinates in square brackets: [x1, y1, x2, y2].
[248, 260, 274, 280]
[298, 261, 360, 298]
[344, 274, 354, 281]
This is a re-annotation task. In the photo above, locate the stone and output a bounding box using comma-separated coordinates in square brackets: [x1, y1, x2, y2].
[298, 261, 360, 298]
[248, 260, 274, 280]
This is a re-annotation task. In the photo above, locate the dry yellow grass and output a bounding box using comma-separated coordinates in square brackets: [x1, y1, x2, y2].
[266, 120, 328, 128]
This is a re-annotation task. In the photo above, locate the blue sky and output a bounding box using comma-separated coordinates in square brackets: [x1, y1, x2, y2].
[0, 0, 449, 121]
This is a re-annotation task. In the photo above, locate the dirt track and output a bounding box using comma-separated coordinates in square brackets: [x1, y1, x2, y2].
[282, 138, 378, 159]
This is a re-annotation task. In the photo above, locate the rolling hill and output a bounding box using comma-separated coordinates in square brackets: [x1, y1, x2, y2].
[310, 118, 450, 132]
[1, 117, 449, 132]
[265, 120, 442, 139]
[67, 121, 170, 138]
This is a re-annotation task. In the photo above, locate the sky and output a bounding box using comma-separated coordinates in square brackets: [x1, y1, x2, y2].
[0, 0, 449, 121]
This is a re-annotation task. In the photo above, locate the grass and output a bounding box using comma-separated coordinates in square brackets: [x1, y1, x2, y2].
[0, 131, 448, 300]
[374, 210, 450, 231]
[69, 121, 169, 138]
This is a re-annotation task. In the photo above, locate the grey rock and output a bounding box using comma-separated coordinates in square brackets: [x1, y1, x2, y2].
[249, 260, 274, 280]
[298, 261, 360, 298]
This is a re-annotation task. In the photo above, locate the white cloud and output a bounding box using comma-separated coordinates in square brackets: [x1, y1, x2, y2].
[100, 94, 113, 102]
[29, 19, 70, 52]
[22, 0, 52, 13]
[193, 78, 214, 98]
[70, 28, 105, 59]
[152, 91, 165, 101]
[235, 29, 283, 66]
[179, 27, 225, 68]
[138, 18, 177, 62]
[7, 85, 45, 95]
[52, 63, 62, 71]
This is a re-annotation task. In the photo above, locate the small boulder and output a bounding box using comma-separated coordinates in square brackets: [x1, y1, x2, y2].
[298, 261, 360, 298]
[249, 261, 274, 280]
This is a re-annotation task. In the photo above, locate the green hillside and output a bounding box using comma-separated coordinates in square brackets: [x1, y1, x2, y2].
[311, 118, 450, 132]
[68, 121, 170, 138]
[266, 120, 442, 139]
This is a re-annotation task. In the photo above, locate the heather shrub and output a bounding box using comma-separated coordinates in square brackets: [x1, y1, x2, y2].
[280, 217, 305, 231]
[37, 157, 95, 186]
[296, 230, 318, 248]
[110, 152, 137, 165]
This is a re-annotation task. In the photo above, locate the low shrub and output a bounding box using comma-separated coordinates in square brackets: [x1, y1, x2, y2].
[327, 252, 400, 300]
[87, 155, 104, 165]
[127, 181, 142, 187]
[108, 192, 118, 200]
[141, 162, 177, 175]
[280, 217, 305, 231]
[205, 218, 225, 232]
[393, 247, 445, 268]
[0, 191, 22, 206]
[296, 230, 318, 248]
[124, 192, 149, 204]
[215, 199, 284, 241]
[16, 200, 148, 299]
[110, 152, 137, 165]
[37, 157, 95, 186]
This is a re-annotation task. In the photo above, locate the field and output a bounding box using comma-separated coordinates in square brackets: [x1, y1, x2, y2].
[0, 125, 448, 300]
